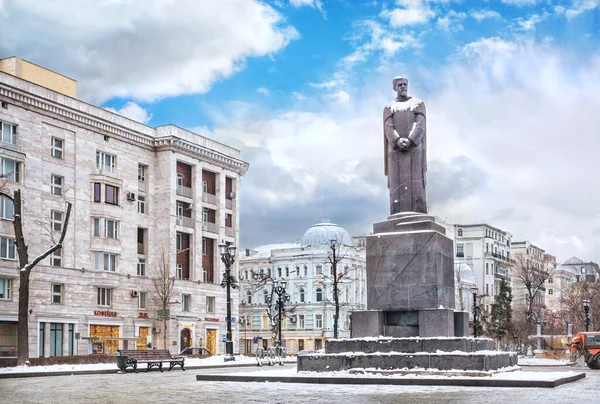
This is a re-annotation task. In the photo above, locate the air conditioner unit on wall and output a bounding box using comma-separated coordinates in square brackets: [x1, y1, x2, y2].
[131, 290, 139, 297]
[127, 192, 136, 201]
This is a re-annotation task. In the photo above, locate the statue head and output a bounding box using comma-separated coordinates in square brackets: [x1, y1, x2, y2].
[393, 76, 408, 98]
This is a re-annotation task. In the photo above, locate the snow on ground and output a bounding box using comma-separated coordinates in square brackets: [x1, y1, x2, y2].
[0, 355, 295, 375]
[518, 358, 574, 366]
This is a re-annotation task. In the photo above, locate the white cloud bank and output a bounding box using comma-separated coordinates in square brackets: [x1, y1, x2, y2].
[104, 102, 152, 124]
[0, 0, 298, 103]
[205, 37, 600, 262]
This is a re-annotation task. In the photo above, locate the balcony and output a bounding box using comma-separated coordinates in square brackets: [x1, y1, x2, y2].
[177, 215, 194, 228]
[92, 167, 121, 179]
[137, 243, 145, 255]
[456, 252, 464, 258]
[202, 221, 218, 234]
[225, 199, 233, 210]
[203, 192, 217, 205]
[225, 226, 234, 237]
[176, 184, 193, 198]
[494, 267, 508, 278]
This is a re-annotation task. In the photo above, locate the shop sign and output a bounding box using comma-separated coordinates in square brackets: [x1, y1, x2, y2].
[138, 312, 149, 319]
[94, 310, 117, 317]
[204, 317, 219, 322]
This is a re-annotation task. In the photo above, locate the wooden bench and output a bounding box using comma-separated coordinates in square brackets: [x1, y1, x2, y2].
[117, 349, 185, 373]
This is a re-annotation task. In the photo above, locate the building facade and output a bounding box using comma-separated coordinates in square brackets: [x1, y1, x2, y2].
[0, 58, 248, 360]
[237, 222, 366, 354]
[509, 241, 551, 309]
[452, 224, 512, 308]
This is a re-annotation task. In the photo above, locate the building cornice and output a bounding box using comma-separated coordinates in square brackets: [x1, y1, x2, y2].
[0, 79, 249, 176]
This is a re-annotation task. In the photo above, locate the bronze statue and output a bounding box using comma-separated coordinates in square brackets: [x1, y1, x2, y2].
[383, 76, 427, 215]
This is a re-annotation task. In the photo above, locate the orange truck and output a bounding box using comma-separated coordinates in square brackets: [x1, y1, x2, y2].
[570, 332, 600, 369]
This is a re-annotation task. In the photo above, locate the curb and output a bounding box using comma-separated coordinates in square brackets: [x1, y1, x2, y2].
[0, 360, 297, 379]
[194, 371, 586, 388]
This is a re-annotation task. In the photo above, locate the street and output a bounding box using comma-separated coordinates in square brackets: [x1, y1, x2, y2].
[1, 364, 599, 404]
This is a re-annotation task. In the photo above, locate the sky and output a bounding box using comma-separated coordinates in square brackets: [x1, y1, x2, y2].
[1, 0, 600, 263]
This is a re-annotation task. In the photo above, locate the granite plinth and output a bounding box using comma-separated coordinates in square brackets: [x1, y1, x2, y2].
[326, 337, 495, 354]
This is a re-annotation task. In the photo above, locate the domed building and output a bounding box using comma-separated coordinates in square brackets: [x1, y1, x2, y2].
[237, 221, 366, 354]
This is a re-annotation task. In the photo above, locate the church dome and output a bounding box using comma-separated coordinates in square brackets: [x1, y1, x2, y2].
[300, 221, 354, 247]
[455, 262, 475, 285]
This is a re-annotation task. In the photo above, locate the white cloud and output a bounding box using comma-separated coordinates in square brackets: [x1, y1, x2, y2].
[437, 10, 466, 32]
[257, 87, 271, 96]
[558, 0, 600, 19]
[500, 0, 538, 5]
[0, 0, 298, 103]
[516, 12, 549, 31]
[289, 0, 323, 11]
[381, 0, 435, 27]
[104, 102, 152, 124]
[470, 10, 502, 22]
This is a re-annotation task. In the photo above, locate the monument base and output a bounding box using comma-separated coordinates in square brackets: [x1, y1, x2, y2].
[297, 337, 517, 373]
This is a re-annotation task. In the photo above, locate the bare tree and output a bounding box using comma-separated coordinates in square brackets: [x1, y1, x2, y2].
[0, 189, 72, 365]
[149, 250, 177, 350]
[560, 281, 600, 333]
[509, 252, 555, 324]
[325, 240, 357, 339]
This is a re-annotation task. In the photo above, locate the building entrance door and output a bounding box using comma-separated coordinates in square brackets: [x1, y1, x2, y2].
[206, 329, 217, 355]
[298, 339, 304, 351]
[180, 328, 191, 352]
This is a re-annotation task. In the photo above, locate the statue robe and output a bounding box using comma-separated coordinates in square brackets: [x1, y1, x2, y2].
[383, 97, 427, 215]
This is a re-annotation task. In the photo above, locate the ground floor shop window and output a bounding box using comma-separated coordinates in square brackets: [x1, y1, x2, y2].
[136, 327, 149, 350]
[39, 322, 45, 357]
[90, 325, 120, 354]
[50, 323, 63, 356]
[0, 322, 17, 357]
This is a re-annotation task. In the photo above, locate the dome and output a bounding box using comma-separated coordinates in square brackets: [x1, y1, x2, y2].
[455, 262, 475, 284]
[564, 256, 584, 265]
[300, 221, 354, 247]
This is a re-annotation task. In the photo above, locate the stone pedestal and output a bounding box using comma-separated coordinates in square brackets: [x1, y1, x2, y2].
[364, 212, 455, 337]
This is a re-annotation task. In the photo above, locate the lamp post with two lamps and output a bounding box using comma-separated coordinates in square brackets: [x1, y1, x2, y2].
[271, 279, 290, 348]
[583, 299, 591, 332]
[219, 241, 238, 362]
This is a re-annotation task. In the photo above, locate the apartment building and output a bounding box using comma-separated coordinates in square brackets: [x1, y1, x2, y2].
[0, 57, 248, 360]
[237, 221, 366, 354]
[509, 241, 552, 309]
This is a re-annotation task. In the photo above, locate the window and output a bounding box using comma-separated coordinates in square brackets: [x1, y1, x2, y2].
[176, 233, 182, 250]
[0, 237, 16, 259]
[548, 289, 554, 295]
[139, 292, 147, 309]
[51, 175, 63, 196]
[548, 277, 553, 284]
[51, 284, 62, 304]
[304, 265, 308, 276]
[486, 284, 489, 295]
[206, 296, 215, 313]
[94, 252, 117, 272]
[179, 294, 190, 311]
[137, 259, 146, 276]
[296, 266, 300, 277]
[0, 278, 11, 299]
[262, 316, 269, 329]
[50, 323, 63, 357]
[93, 183, 101, 203]
[456, 244, 464, 257]
[202, 238, 207, 255]
[97, 287, 112, 306]
[1, 121, 17, 145]
[277, 267, 282, 278]
[176, 264, 183, 279]
[104, 219, 119, 239]
[50, 247, 62, 267]
[96, 151, 116, 172]
[315, 314, 323, 328]
[51, 138, 63, 159]
[298, 315, 305, 329]
[246, 290, 252, 304]
[202, 181, 208, 193]
[316, 265, 322, 275]
[105, 184, 119, 205]
[0, 158, 20, 182]
[93, 218, 101, 237]
[39, 322, 45, 357]
[264, 290, 269, 304]
[299, 288, 305, 303]
[316, 288, 323, 302]
[0, 196, 13, 220]
[68, 324, 74, 356]
[138, 195, 145, 214]
[486, 263, 489, 275]
[457, 228, 463, 236]
[286, 267, 289, 277]
[138, 164, 146, 182]
[51, 211, 63, 232]
[176, 174, 184, 187]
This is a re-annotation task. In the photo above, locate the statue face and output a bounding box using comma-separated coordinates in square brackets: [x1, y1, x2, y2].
[396, 80, 408, 97]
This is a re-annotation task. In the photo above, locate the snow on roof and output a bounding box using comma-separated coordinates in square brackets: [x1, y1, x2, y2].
[244, 243, 301, 259]
[563, 256, 584, 265]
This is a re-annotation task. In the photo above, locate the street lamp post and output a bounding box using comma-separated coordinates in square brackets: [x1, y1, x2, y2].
[583, 300, 591, 332]
[272, 279, 289, 348]
[471, 286, 478, 338]
[219, 241, 238, 362]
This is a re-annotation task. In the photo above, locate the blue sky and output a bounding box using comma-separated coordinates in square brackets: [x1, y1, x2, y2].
[1, 0, 600, 262]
